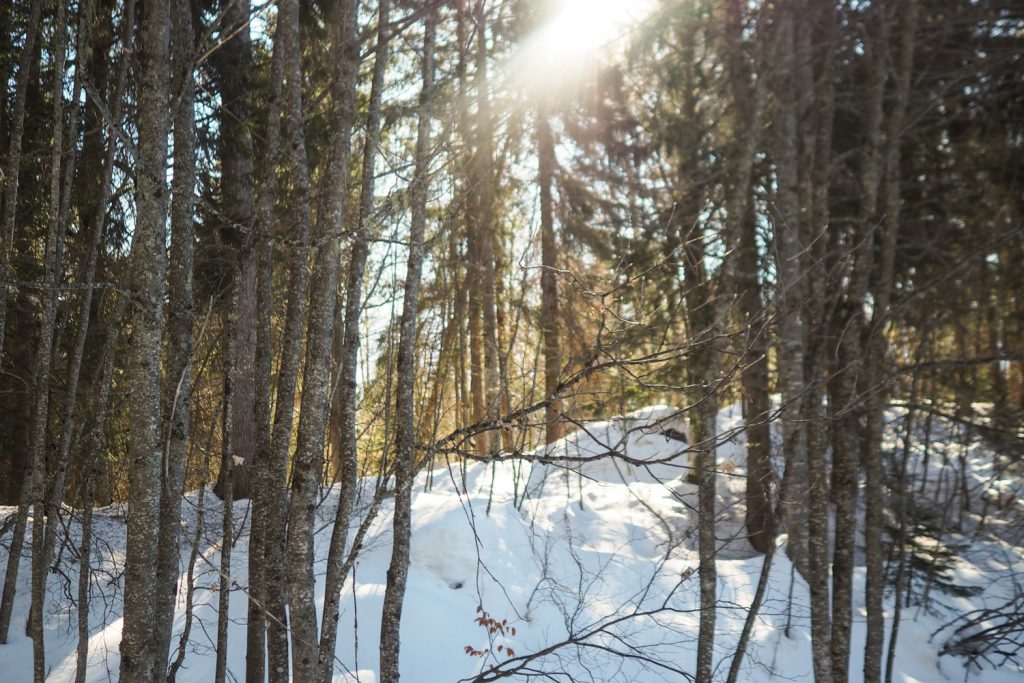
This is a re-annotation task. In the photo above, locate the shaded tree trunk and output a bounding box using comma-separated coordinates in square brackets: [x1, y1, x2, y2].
[119, 0, 172, 679]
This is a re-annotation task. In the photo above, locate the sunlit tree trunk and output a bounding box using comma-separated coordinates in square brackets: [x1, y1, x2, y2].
[379, 10, 436, 681]
[538, 108, 563, 445]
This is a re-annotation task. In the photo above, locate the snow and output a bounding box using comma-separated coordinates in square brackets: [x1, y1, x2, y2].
[1, 404, 1022, 682]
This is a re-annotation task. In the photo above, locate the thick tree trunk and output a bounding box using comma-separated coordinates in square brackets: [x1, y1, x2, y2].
[119, 0, 171, 679]
[251, 15, 288, 679]
[379, 11, 436, 681]
[241, 0, 284, 674]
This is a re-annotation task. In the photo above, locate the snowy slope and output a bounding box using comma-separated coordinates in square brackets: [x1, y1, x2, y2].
[1, 405, 1022, 682]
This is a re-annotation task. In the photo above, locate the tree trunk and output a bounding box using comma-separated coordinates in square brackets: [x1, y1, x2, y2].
[151, 0, 196, 676]
[771, 0, 809, 580]
[855, 6, 892, 682]
[721, 0, 772, 555]
[28, 3, 71, 676]
[538, 109, 562, 446]
[242, 0, 284, 673]
[475, 0, 501, 454]
[283, 0, 360, 676]
[379, 11, 436, 681]
[264, 0, 314, 679]
[119, 0, 171, 679]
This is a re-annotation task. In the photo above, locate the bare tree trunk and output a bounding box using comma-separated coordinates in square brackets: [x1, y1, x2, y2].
[263, 0, 314, 679]
[215, 354, 235, 683]
[721, 0, 772, 555]
[538, 109, 562, 446]
[771, 0, 809, 580]
[0, 0, 44, 645]
[475, 0, 501, 454]
[252, 19, 288, 681]
[244, 0, 285, 673]
[211, 0, 260, 503]
[149, 2, 197, 677]
[320, 5, 390, 673]
[864, 3, 916, 682]
[119, 0, 172, 679]
[284, 0, 360, 676]
[855, 6, 892, 682]
[804, 3, 837, 679]
[378, 11, 436, 681]
[28, 2, 71, 677]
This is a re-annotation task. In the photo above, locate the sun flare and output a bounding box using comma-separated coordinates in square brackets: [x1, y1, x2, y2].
[512, 0, 653, 96]
[536, 0, 651, 63]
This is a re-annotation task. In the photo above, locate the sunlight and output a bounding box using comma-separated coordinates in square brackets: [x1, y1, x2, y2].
[537, 0, 647, 62]
[512, 0, 654, 96]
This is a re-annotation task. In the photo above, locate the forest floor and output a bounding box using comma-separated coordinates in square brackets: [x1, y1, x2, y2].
[2, 404, 1023, 682]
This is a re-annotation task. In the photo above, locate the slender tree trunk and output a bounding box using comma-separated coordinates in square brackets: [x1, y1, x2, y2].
[119, 0, 172, 679]
[855, 6, 892, 682]
[284, 0, 360, 676]
[251, 15, 287, 679]
[150, 1, 197, 677]
[864, 3, 915, 681]
[538, 109, 562, 446]
[475, 0, 501, 454]
[69, 1, 135, 673]
[215, 353, 235, 683]
[264, 0, 314, 679]
[722, 0, 772, 555]
[804, 3, 837, 679]
[320, 6, 390, 674]
[379, 11, 436, 681]
[771, 0, 809, 580]
[28, 3, 71, 677]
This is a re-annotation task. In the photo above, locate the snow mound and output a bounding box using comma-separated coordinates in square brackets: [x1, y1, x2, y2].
[1, 404, 1022, 682]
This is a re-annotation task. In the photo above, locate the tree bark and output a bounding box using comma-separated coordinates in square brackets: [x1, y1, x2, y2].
[119, 0, 172, 679]
[320, 5, 390, 675]
[264, 0, 314, 679]
[379, 10, 436, 681]
[151, 0, 196, 677]
[771, 0, 809, 580]
[538, 108, 562, 446]
[283, 0, 360, 676]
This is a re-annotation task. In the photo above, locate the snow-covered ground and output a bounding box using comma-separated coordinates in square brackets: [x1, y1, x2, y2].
[1, 404, 1022, 682]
